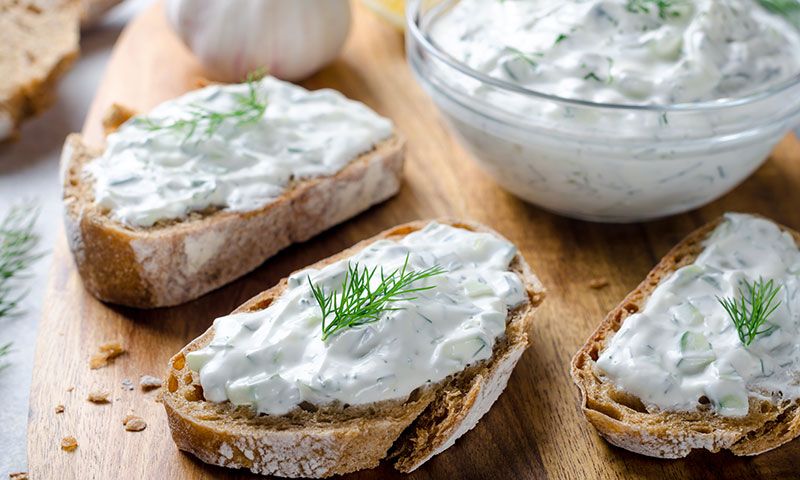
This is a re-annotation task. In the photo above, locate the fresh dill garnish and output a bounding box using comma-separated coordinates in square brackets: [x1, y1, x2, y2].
[0, 202, 43, 370]
[1, 203, 42, 319]
[757, 0, 800, 29]
[0, 343, 11, 372]
[137, 71, 268, 140]
[717, 278, 782, 347]
[626, 0, 686, 19]
[308, 254, 445, 341]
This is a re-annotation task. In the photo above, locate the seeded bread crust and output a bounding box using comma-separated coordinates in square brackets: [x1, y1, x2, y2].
[61, 113, 406, 308]
[0, 0, 80, 142]
[571, 215, 800, 458]
[162, 220, 545, 477]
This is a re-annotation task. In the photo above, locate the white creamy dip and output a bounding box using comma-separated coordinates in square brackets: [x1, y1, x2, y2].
[430, 0, 800, 105]
[186, 223, 526, 416]
[597, 214, 800, 417]
[409, 0, 800, 222]
[85, 76, 393, 228]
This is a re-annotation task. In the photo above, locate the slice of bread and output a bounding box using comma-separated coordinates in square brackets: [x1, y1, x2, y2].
[162, 220, 545, 478]
[571, 216, 800, 458]
[0, 0, 80, 142]
[61, 106, 405, 308]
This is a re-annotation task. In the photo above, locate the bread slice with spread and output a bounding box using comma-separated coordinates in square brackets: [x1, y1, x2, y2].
[62, 76, 405, 308]
[572, 213, 800, 458]
[1, 0, 80, 142]
[162, 220, 545, 477]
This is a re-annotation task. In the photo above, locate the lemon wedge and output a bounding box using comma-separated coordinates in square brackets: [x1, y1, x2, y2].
[362, 0, 405, 30]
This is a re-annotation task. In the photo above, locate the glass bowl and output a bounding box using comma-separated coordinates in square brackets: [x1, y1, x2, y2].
[406, 0, 800, 223]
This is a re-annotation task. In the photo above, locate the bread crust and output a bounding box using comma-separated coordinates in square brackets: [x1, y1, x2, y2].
[162, 220, 545, 477]
[61, 129, 406, 308]
[571, 215, 800, 458]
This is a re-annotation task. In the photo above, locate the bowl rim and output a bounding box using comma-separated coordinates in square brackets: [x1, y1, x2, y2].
[405, 0, 800, 113]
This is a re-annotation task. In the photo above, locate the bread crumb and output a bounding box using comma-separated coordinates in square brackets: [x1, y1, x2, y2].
[66, 386, 74, 393]
[55, 404, 65, 414]
[101, 103, 136, 135]
[139, 375, 162, 391]
[87, 389, 111, 404]
[9, 472, 28, 480]
[589, 277, 610, 290]
[89, 341, 126, 369]
[61, 436, 78, 452]
[123, 415, 147, 432]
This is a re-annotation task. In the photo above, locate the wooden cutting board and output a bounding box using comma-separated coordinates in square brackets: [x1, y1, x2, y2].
[27, 2, 800, 479]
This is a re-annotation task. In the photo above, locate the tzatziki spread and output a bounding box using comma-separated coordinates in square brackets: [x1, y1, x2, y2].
[186, 222, 526, 416]
[597, 214, 800, 417]
[408, 0, 800, 222]
[85, 76, 393, 228]
[430, 0, 800, 105]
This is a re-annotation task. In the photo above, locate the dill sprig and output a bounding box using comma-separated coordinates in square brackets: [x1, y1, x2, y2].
[1, 203, 42, 319]
[308, 254, 445, 341]
[0, 203, 43, 371]
[137, 72, 268, 140]
[0, 343, 11, 372]
[758, 0, 800, 29]
[717, 278, 781, 347]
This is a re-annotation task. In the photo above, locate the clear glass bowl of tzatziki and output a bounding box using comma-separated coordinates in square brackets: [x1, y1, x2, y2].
[406, 0, 800, 222]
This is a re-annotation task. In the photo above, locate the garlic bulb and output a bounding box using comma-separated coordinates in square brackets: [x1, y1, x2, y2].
[166, 0, 352, 82]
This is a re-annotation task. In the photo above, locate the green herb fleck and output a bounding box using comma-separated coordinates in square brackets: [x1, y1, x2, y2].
[757, 0, 800, 29]
[717, 278, 782, 347]
[137, 71, 268, 141]
[505, 46, 540, 68]
[626, 0, 687, 19]
[583, 72, 603, 82]
[308, 254, 445, 341]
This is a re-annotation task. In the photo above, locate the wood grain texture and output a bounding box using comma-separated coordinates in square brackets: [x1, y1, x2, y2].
[27, 2, 800, 479]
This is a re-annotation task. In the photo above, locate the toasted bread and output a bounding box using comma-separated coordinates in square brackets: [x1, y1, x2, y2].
[162, 220, 545, 477]
[61, 114, 405, 308]
[0, 0, 79, 142]
[571, 216, 800, 458]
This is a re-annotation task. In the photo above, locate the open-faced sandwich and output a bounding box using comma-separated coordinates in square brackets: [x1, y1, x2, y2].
[573, 213, 800, 458]
[162, 220, 545, 477]
[1, 0, 79, 142]
[61, 75, 405, 307]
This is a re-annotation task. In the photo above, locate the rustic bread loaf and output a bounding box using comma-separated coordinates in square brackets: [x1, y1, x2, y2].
[571, 217, 800, 458]
[162, 220, 545, 477]
[0, 0, 79, 142]
[61, 118, 406, 308]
